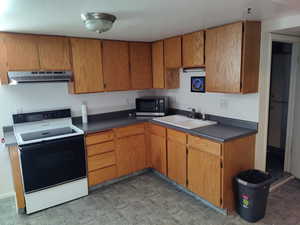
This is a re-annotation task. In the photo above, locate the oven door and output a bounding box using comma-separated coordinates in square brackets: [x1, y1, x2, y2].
[19, 135, 86, 193]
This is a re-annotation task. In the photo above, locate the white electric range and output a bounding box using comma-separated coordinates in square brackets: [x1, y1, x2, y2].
[13, 109, 88, 214]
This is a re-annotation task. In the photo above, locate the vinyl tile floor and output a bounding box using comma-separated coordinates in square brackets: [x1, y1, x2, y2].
[0, 172, 299, 225]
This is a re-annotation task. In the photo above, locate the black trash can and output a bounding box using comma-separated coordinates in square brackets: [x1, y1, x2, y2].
[235, 169, 272, 223]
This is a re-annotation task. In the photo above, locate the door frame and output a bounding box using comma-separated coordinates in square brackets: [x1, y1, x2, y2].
[256, 33, 300, 172]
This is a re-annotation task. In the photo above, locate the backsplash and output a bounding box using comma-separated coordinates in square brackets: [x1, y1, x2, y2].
[154, 70, 259, 122]
[0, 83, 155, 129]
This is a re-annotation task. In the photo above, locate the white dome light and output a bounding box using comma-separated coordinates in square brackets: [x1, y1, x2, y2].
[81, 13, 116, 33]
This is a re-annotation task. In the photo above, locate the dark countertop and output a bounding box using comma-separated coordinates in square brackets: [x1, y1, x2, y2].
[3, 113, 257, 147]
[74, 117, 149, 134]
[3, 129, 17, 147]
[150, 120, 257, 143]
[75, 116, 257, 143]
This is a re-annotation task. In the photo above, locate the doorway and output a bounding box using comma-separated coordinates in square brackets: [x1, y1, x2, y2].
[266, 41, 292, 180]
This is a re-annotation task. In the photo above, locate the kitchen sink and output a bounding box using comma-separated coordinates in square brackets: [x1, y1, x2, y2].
[153, 115, 217, 129]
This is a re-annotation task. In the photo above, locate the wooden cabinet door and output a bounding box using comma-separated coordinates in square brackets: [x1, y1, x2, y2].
[164, 36, 182, 69]
[188, 147, 222, 207]
[182, 31, 204, 68]
[3, 33, 40, 70]
[205, 22, 243, 93]
[167, 140, 187, 186]
[150, 134, 167, 175]
[116, 134, 146, 177]
[38, 36, 71, 70]
[130, 42, 152, 89]
[102, 40, 131, 91]
[70, 38, 104, 93]
[152, 41, 165, 88]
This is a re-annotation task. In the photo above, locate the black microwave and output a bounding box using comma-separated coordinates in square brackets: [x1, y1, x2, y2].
[136, 96, 168, 117]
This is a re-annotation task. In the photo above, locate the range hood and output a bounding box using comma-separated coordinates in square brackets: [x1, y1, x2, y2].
[8, 71, 73, 85]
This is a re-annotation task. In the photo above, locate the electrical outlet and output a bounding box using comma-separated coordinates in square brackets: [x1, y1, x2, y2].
[220, 99, 229, 110]
[16, 108, 23, 114]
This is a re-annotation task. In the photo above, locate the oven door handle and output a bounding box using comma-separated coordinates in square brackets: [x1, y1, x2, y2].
[19, 143, 45, 152]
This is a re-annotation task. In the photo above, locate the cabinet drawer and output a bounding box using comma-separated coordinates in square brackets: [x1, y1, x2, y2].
[88, 151, 116, 172]
[114, 123, 145, 138]
[167, 129, 186, 144]
[188, 135, 221, 156]
[149, 123, 166, 137]
[88, 165, 117, 187]
[87, 141, 114, 157]
[85, 131, 114, 146]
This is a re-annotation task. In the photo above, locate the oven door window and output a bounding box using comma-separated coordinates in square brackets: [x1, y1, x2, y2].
[136, 100, 158, 112]
[20, 135, 86, 193]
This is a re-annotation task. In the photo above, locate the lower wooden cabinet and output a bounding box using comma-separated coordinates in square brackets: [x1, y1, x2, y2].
[83, 122, 255, 212]
[85, 130, 117, 187]
[150, 134, 167, 175]
[116, 134, 146, 177]
[88, 165, 117, 187]
[149, 124, 167, 175]
[187, 147, 222, 207]
[167, 129, 187, 187]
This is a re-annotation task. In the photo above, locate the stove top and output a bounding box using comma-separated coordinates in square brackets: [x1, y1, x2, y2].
[13, 109, 84, 145]
[21, 127, 77, 141]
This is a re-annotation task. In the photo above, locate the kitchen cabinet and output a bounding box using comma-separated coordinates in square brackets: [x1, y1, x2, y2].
[0, 33, 71, 84]
[8, 146, 25, 211]
[152, 41, 165, 89]
[38, 36, 71, 70]
[152, 40, 180, 89]
[115, 124, 147, 177]
[130, 42, 152, 89]
[1, 33, 40, 71]
[182, 31, 205, 68]
[187, 134, 255, 210]
[164, 36, 182, 69]
[188, 137, 222, 207]
[69, 38, 104, 94]
[102, 40, 131, 91]
[0, 34, 71, 76]
[205, 21, 261, 93]
[149, 123, 167, 175]
[167, 129, 187, 187]
[85, 131, 117, 187]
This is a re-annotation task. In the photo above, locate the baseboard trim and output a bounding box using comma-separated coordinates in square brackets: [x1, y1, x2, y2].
[0, 191, 15, 200]
[270, 175, 295, 192]
[152, 170, 228, 216]
[89, 168, 151, 192]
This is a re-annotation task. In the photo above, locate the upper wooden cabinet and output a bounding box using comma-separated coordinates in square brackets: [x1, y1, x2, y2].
[102, 40, 131, 91]
[182, 31, 205, 68]
[129, 42, 152, 89]
[1, 33, 71, 71]
[38, 36, 71, 70]
[205, 21, 261, 93]
[152, 41, 165, 89]
[69, 38, 104, 94]
[152, 40, 180, 89]
[164, 36, 182, 69]
[1, 33, 40, 71]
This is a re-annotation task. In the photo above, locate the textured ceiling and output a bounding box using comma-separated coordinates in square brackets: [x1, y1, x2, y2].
[0, 0, 300, 41]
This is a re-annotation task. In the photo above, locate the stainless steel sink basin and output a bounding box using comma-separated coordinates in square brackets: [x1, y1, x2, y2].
[153, 115, 217, 129]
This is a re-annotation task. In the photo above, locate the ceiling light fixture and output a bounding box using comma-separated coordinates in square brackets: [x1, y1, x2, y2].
[81, 12, 117, 33]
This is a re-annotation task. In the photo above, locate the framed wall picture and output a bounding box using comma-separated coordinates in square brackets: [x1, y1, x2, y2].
[191, 76, 205, 93]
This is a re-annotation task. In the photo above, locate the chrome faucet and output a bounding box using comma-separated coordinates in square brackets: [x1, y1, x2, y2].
[187, 107, 196, 119]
